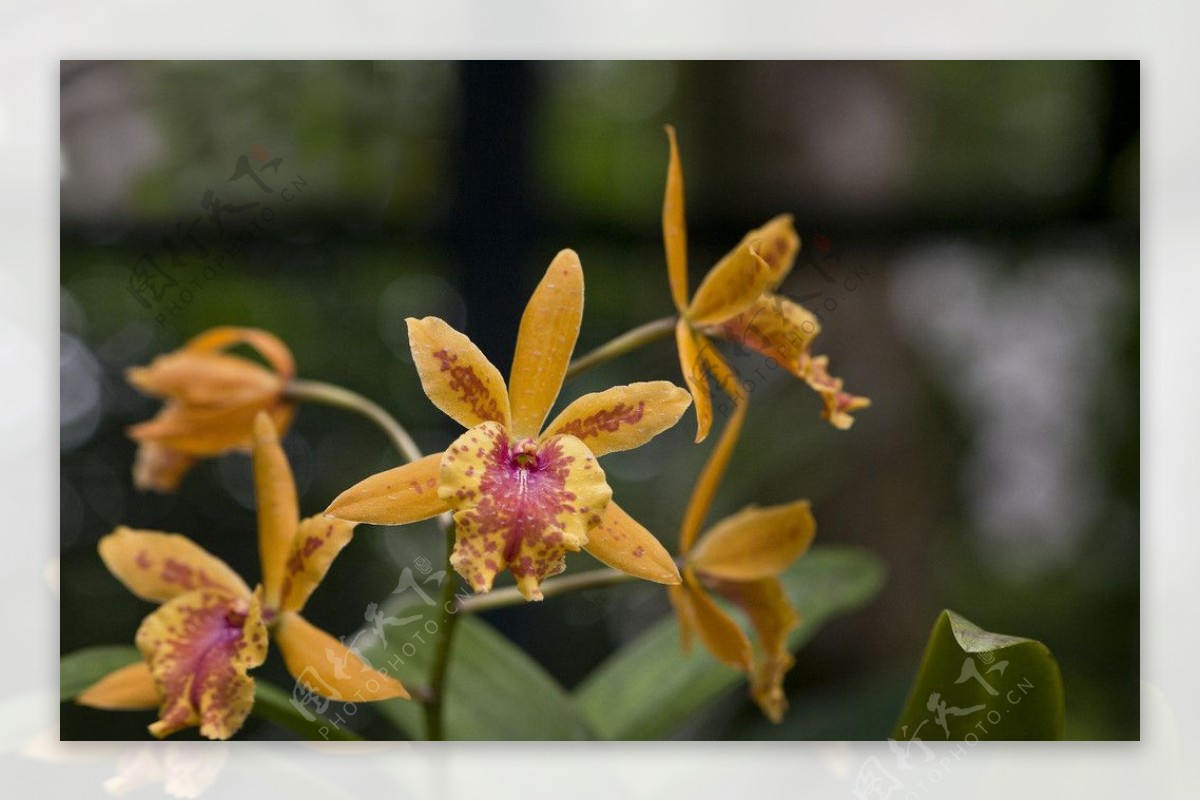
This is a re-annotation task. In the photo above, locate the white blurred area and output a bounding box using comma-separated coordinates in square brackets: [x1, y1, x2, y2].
[891, 242, 1128, 576]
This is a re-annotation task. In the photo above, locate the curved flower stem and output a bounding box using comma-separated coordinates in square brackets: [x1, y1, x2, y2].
[564, 315, 677, 381]
[455, 567, 639, 614]
[424, 522, 461, 741]
[284, 378, 423, 464]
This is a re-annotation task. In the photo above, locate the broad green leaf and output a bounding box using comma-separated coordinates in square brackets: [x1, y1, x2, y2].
[574, 545, 885, 739]
[60, 645, 142, 701]
[892, 609, 1065, 740]
[252, 680, 363, 741]
[359, 598, 594, 740]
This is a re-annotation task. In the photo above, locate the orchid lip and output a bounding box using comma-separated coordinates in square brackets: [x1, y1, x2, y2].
[511, 437, 539, 469]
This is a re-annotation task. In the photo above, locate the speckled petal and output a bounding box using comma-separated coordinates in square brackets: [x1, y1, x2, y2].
[406, 316, 511, 429]
[718, 293, 821, 376]
[278, 516, 356, 614]
[584, 501, 680, 585]
[324, 453, 450, 525]
[541, 381, 692, 457]
[440, 422, 611, 600]
[135, 589, 268, 740]
[99, 527, 250, 603]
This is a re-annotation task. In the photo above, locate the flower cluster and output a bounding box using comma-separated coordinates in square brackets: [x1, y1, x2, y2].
[80, 414, 406, 739]
[75, 126, 869, 739]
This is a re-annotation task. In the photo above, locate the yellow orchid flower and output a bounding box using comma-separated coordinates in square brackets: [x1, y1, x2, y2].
[326, 249, 689, 601]
[662, 126, 870, 440]
[126, 327, 297, 493]
[77, 413, 407, 740]
[666, 389, 815, 722]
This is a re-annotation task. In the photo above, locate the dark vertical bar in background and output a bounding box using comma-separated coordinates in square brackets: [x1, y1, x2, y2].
[1083, 59, 1140, 222]
[449, 61, 536, 373]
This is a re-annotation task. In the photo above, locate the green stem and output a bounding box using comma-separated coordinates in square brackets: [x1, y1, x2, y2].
[565, 315, 677, 380]
[285, 378, 423, 464]
[455, 567, 638, 614]
[424, 522, 462, 741]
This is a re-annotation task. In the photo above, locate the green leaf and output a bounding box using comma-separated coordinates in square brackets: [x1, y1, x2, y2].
[252, 680, 363, 741]
[360, 603, 595, 740]
[892, 609, 1065, 740]
[60, 645, 142, 701]
[574, 545, 886, 739]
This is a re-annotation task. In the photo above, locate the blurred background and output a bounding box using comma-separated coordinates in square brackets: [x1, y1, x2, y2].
[59, 60, 1138, 740]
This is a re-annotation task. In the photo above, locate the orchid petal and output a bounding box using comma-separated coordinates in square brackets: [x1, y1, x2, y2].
[718, 293, 821, 377]
[181, 326, 295, 379]
[440, 422, 610, 600]
[132, 442, 198, 493]
[679, 573, 752, 672]
[584, 502, 681, 585]
[803, 354, 872, 430]
[685, 239, 774, 328]
[124, 328, 295, 478]
[99, 527, 249, 603]
[674, 320, 713, 443]
[678, 358, 749, 555]
[127, 403, 264, 455]
[274, 612, 409, 701]
[406, 316, 510, 429]
[540, 381, 691, 457]
[127, 352, 282, 407]
[77, 661, 160, 711]
[662, 125, 690, 313]
[711, 576, 800, 723]
[252, 413, 299, 611]
[278, 516, 356, 614]
[667, 583, 696, 653]
[508, 250, 584, 439]
[324, 453, 450, 525]
[136, 589, 268, 740]
[688, 501, 815, 582]
[744, 214, 801, 289]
